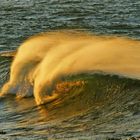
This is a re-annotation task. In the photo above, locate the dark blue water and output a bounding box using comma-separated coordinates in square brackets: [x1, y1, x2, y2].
[0, 0, 140, 140]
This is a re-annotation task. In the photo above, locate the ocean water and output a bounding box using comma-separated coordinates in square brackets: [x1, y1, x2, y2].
[0, 0, 140, 140]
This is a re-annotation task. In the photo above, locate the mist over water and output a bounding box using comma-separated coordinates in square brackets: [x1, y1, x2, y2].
[0, 0, 140, 139]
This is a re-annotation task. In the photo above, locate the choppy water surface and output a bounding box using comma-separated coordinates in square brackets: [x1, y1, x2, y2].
[0, 0, 140, 139]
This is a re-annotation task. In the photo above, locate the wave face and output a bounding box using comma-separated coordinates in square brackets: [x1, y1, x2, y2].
[1, 31, 140, 106]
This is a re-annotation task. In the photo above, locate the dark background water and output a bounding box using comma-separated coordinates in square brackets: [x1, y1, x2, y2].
[0, 0, 140, 51]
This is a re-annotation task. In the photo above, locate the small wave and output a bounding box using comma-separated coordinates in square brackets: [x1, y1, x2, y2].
[0, 50, 16, 57]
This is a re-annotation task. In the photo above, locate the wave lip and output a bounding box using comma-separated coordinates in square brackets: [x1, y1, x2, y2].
[1, 31, 140, 105]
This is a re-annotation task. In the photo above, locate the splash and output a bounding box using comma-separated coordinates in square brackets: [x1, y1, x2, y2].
[1, 31, 140, 105]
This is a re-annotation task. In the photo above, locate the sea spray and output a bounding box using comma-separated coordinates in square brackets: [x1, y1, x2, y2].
[1, 31, 140, 105]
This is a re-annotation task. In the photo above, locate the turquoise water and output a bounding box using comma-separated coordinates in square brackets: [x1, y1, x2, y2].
[0, 0, 140, 139]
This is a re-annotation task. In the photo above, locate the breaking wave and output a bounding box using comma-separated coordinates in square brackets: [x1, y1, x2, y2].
[0, 30, 140, 106]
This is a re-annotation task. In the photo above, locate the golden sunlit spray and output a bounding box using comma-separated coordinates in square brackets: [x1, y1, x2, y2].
[1, 31, 140, 105]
